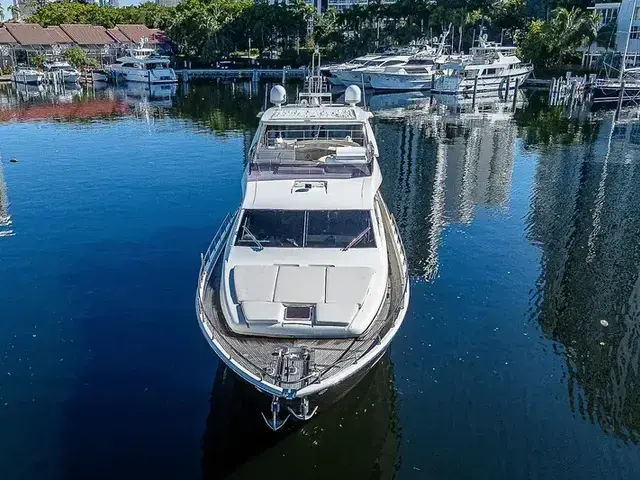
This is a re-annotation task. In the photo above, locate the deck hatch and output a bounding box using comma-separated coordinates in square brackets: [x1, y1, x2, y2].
[285, 305, 313, 321]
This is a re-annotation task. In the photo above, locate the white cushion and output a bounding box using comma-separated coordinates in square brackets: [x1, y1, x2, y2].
[241, 301, 283, 324]
[315, 303, 358, 326]
[233, 265, 278, 302]
[325, 267, 374, 304]
[274, 266, 326, 303]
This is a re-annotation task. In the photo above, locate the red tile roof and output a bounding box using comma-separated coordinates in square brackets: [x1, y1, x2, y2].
[0, 27, 18, 45]
[5, 23, 54, 45]
[59, 24, 115, 45]
[45, 26, 73, 44]
[114, 24, 157, 44]
[106, 28, 129, 44]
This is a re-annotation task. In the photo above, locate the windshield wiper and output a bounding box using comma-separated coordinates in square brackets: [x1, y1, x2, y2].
[342, 226, 371, 251]
[242, 226, 264, 251]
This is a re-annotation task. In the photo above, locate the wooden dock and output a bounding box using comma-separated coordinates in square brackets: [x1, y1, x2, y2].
[176, 67, 307, 82]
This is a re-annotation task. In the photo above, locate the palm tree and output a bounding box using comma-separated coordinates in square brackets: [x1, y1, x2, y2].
[547, 7, 600, 65]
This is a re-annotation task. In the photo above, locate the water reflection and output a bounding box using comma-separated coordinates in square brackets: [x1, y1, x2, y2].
[0, 159, 12, 237]
[202, 357, 400, 479]
[375, 103, 518, 279]
[526, 111, 640, 443]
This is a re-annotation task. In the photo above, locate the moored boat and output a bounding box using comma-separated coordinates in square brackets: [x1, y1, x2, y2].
[43, 61, 80, 84]
[195, 61, 410, 430]
[432, 33, 532, 96]
[12, 66, 43, 85]
[108, 55, 177, 84]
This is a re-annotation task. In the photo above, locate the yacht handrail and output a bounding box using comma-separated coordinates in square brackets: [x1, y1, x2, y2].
[201, 211, 236, 267]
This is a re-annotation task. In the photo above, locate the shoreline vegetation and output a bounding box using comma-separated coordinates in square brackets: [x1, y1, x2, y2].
[1, 0, 611, 77]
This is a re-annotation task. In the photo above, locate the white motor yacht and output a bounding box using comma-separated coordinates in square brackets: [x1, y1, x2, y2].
[432, 33, 532, 96]
[196, 64, 409, 430]
[109, 51, 177, 84]
[43, 61, 80, 84]
[368, 29, 452, 91]
[12, 66, 43, 85]
[335, 55, 413, 88]
[324, 54, 382, 86]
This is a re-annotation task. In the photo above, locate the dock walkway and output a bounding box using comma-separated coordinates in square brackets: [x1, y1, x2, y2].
[176, 67, 307, 82]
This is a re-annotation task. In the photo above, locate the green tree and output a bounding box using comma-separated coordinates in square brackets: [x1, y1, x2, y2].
[65, 46, 98, 69]
[518, 8, 599, 69]
[31, 54, 45, 70]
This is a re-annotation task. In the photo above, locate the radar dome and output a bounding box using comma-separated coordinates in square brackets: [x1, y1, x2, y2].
[344, 85, 362, 106]
[270, 85, 287, 106]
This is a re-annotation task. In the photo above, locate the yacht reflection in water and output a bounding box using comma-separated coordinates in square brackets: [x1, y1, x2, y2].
[0, 159, 12, 237]
[526, 111, 640, 443]
[371, 92, 520, 279]
[201, 357, 400, 479]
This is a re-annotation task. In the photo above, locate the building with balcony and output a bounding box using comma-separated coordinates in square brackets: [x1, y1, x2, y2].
[583, 0, 640, 69]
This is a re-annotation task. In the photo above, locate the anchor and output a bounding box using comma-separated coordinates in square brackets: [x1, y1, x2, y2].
[287, 397, 318, 421]
[261, 395, 290, 431]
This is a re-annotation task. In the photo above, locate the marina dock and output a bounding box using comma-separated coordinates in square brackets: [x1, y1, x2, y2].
[176, 67, 307, 82]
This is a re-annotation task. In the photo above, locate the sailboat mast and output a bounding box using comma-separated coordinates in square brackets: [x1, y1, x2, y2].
[620, 0, 637, 81]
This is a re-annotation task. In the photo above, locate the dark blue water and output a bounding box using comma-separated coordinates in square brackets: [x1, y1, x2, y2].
[1, 83, 640, 479]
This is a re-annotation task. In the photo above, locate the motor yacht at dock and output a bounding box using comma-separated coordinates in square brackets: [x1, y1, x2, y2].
[432, 33, 532, 96]
[323, 54, 381, 86]
[335, 54, 414, 88]
[43, 61, 80, 84]
[108, 48, 177, 84]
[196, 59, 409, 431]
[12, 66, 43, 85]
[368, 29, 452, 91]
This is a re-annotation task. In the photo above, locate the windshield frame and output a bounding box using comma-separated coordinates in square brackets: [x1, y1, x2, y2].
[234, 209, 377, 249]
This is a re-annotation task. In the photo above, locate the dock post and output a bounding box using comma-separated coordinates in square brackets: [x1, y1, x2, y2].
[512, 78, 519, 110]
[471, 74, 478, 110]
[504, 76, 510, 102]
[616, 80, 625, 119]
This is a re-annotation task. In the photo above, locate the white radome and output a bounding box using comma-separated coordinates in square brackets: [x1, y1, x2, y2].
[344, 85, 362, 106]
[270, 85, 287, 106]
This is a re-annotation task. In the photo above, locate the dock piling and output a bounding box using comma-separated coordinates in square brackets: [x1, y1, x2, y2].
[471, 74, 479, 110]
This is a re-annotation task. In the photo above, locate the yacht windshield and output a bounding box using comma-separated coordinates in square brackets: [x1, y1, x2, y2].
[236, 210, 304, 247]
[235, 210, 375, 249]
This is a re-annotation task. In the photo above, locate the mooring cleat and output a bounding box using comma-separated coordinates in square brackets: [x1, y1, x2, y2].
[287, 397, 318, 421]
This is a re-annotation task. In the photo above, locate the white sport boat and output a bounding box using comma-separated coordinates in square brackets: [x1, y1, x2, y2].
[432, 33, 532, 96]
[196, 66, 409, 430]
[12, 66, 43, 85]
[44, 61, 80, 84]
[109, 53, 177, 84]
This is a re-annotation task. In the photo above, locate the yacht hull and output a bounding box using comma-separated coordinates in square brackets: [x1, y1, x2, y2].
[370, 73, 434, 91]
[110, 67, 178, 84]
[12, 72, 43, 85]
[196, 196, 409, 429]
